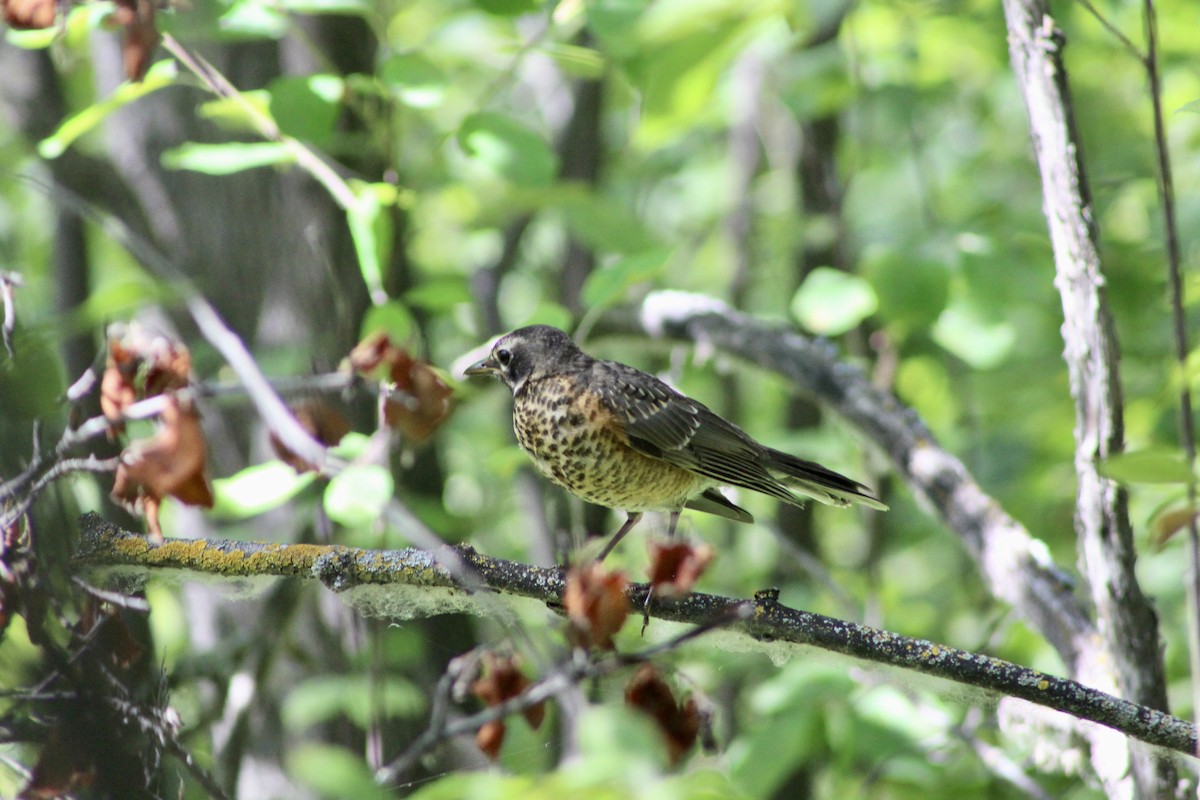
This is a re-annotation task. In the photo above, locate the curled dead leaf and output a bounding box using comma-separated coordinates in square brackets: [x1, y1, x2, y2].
[1151, 504, 1200, 548]
[112, 0, 159, 81]
[1, 0, 56, 29]
[624, 664, 700, 765]
[100, 323, 191, 434]
[345, 332, 453, 443]
[471, 652, 545, 730]
[112, 397, 213, 539]
[475, 720, 506, 761]
[469, 652, 544, 760]
[563, 562, 629, 651]
[647, 541, 714, 597]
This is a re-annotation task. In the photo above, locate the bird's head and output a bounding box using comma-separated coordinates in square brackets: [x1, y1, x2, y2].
[464, 325, 584, 395]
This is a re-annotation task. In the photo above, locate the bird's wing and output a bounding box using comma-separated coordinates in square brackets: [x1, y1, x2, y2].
[596, 361, 887, 509]
[596, 362, 803, 505]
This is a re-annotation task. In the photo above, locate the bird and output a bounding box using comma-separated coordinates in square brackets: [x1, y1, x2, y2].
[464, 325, 886, 560]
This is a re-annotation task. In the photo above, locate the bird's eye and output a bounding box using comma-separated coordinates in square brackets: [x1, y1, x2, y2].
[496, 348, 513, 367]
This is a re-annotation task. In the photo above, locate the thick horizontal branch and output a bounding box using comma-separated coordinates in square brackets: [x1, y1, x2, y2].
[73, 513, 1197, 757]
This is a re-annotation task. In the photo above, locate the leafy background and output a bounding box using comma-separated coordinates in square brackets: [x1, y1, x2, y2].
[1, 0, 1197, 796]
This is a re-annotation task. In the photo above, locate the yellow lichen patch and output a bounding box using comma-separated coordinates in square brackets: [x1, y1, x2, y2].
[1038, 679, 1049, 690]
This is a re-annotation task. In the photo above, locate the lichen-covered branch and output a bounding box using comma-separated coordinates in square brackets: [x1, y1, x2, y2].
[73, 514, 1198, 757]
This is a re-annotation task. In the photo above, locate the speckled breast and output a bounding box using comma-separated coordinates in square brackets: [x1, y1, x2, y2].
[512, 375, 706, 512]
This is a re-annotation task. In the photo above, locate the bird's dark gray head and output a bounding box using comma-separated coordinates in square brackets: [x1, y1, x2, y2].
[464, 325, 585, 394]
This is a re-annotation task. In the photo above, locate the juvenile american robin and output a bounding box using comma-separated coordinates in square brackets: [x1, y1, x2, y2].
[465, 325, 886, 560]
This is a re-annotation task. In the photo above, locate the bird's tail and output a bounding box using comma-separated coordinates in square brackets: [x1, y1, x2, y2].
[765, 447, 889, 511]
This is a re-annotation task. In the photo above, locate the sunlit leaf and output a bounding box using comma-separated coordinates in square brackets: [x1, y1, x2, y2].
[1099, 450, 1194, 485]
[931, 302, 1016, 370]
[161, 141, 296, 175]
[217, 0, 289, 38]
[195, 90, 273, 132]
[268, 74, 344, 146]
[5, 26, 59, 48]
[360, 301, 415, 344]
[380, 53, 446, 108]
[38, 60, 178, 158]
[580, 248, 671, 309]
[324, 465, 393, 528]
[210, 461, 316, 519]
[458, 112, 558, 187]
[791, 267, 878, 336]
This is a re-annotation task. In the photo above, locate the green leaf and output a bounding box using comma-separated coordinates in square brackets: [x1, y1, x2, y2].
[276, 0, 371, 13]
[161, 141, 296, 175]
[863, 252, 949, 334]
[195, 90, 273, 132]
[330, 432, 371, 460]
[324, 465, 393, 528]
[268, 75, 344, 147]
[791, 267, 878, 335]
[360, 301, 415, 344]
[210, 461, 316, 519]
[931, 302, 1016, 370]
[0, 326, 65, 420]
[347, 181, 397, 304]
[580, 248, 672, 309]
[538, 42, 607, 79]
[458, 112, 558, 187]
[282, 675, 425, 730]
[471, 0, 541, 15]
[5, 27, 60, 49]
[287, 744, 390, 800]
[540, 185, 658, 255]
[380, 53, 447, 109]
[1100, 450, 1194, 485]
[217, 0, 289, 39]
[38, 60, 178, 159]
[404, 278, 472, 312]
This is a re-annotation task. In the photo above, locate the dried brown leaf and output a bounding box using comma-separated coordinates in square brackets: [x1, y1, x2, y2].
[475, 720, 506, 761]
[647, 541, 714, 597]
[625, 664, 700, 765]
[112, 397, 213, 538]
[563, 562, 629, 651]
[2, 0, 55, 29]
[112, 0, 159, 81]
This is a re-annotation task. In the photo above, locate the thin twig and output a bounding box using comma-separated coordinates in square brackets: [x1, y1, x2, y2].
[1072, 0, 1144, 60]
[376, 606, 750, 785]
[1142, 0, 1200, 736]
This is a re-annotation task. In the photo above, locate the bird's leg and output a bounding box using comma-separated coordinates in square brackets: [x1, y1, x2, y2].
[641, 510, 681, 633]
[596, 512, 643, 562]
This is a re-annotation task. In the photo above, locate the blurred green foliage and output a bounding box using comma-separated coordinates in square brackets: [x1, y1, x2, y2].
[2, 0, 1197, 796]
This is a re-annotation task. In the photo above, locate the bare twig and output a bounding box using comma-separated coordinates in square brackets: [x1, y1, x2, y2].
[377, 605, 752, 785]
[1142, 0, 1200, 744]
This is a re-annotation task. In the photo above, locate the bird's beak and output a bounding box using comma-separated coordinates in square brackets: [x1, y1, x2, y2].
[464, 354, 498, 377]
